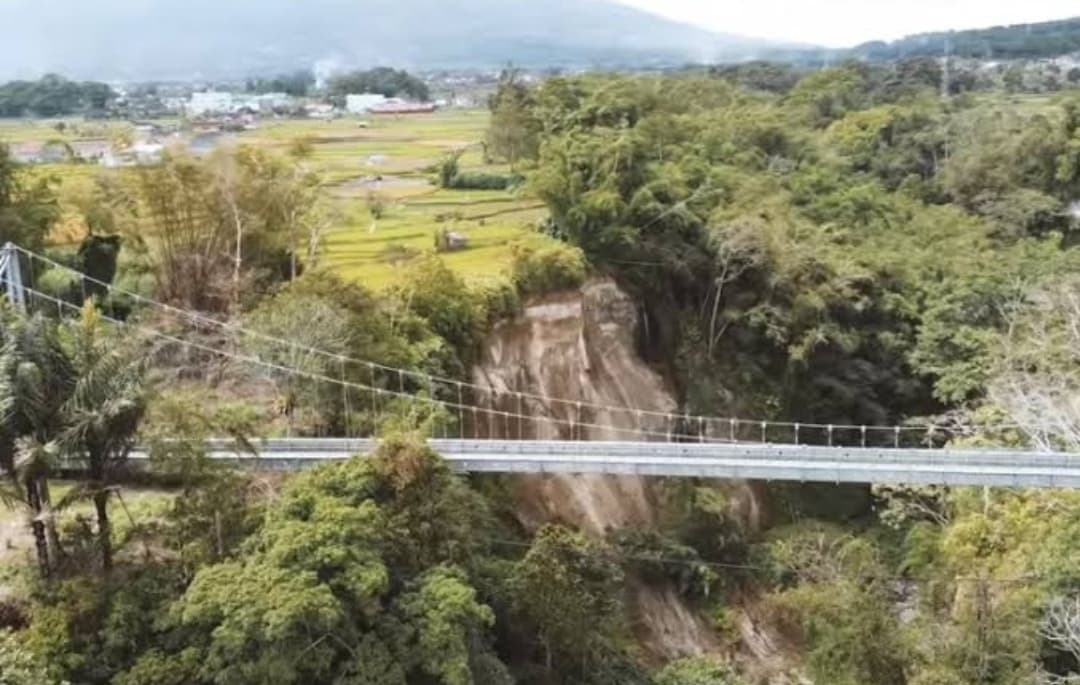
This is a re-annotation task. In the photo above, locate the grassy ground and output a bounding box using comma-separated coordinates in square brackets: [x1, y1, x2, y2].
[2, 109, 550, 291]
[0, 118, 139, 143]
[0, 482, 175, 571]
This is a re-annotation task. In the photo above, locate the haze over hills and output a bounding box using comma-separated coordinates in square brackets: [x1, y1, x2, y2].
[0, 0, 781, 80]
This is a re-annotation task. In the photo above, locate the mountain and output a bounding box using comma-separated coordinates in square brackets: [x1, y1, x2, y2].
[0, 0, 780, 80]
[850, 16, 1080, 61]
[768, 15, 1080, 65]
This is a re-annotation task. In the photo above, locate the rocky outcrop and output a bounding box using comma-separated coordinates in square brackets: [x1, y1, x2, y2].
[473, 279, 719, 659]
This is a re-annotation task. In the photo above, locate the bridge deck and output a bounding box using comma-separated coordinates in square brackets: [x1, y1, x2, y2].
[163, 439, 1080, 489]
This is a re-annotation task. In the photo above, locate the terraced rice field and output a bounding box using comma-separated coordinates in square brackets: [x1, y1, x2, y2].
[3, 109, 552, 290]
[322, 190, 548, 289]
[242, 110, 550, 290]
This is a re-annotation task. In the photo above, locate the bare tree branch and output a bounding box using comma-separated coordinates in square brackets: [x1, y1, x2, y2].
[991, 279, 1080, 451]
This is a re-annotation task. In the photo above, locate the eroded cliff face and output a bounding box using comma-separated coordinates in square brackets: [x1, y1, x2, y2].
[472, 279, 720, 659]
[473, 280, 676, 532]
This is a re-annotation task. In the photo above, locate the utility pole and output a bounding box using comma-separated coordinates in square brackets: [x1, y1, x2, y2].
[942, 36, 952, 100]
[0, 242, 26, 312]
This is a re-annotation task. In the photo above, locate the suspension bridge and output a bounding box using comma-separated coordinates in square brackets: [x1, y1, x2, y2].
[4, 241, 1079, 488]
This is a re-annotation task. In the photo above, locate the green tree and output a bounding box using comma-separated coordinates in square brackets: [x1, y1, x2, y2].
[327, 68, 430, 101]
[788, 65, 869, 127]
[766, 524, 909, 685]
[712, 61, 801, 94]
[58, 302, 149, 571]
[511, 525, 624, 674]
[136, 391, 266, 585]
[397, 565, 495, 685]
[117, 146, 316, 312]
[1003, 65, 1026, 93]
[124, 438, 501, 685]
[394, 256, 483, 364]
[485, 68, 541, 169]
[245, 70, 314, 97]
[0, 310, 74, 576]
[242, 287, 358, 434]
[0, 74, 115, 117]
[0, 143, 59, 250]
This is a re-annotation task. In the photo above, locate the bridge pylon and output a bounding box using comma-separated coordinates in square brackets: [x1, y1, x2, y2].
[0, 242, 26, 312]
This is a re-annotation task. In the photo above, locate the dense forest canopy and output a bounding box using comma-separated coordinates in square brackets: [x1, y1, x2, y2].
[497, 66, 1080, 428]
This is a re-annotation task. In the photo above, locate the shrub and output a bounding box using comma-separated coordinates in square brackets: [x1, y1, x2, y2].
[437, 151, 462, 188]
[395, 255, 484, 359]
[379, 243, 420, 265]
[654, 657, 743, 685]
[509, 240, 588, 297]
[476, 279, 521, 327]
[446, 172, 523, 191]
[608, 529, 717, 599]
[435, 149, 523, 190]
[35, 267, 81, 300]
[0, 630, 65, 685]
[367, 190, 387, 219]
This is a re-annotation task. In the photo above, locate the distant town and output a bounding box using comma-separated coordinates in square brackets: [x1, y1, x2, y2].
[1, 66, 528, 167]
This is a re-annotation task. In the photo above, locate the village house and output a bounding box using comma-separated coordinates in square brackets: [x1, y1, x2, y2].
[345, 93, 388, 114]
[11, 140, 110, 164]
[369, 98, 437, 114]
[187, 91, 235, 116]
[100, 142, 165, 168]
[10, 141, 44, 164]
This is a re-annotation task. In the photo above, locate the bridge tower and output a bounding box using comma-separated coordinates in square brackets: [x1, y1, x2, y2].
[0, 242, 26, 311]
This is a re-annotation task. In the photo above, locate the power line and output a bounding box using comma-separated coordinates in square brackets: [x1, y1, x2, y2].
[8, 243, 1020, 445]
[20, 285, 722, 444]
[484, 538, 1049, 587]
[11, 286, 1072, 590]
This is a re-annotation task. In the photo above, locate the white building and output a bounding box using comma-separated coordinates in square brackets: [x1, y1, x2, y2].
[305, 103, 337, 120]
[254, 92, 292, 112]
[100, 142, 165, 169]
[187, 92, 235, 116]
[346, 93, 387, 114]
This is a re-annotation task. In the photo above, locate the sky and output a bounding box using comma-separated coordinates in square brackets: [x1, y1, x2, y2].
[614, 0, 1080, 47]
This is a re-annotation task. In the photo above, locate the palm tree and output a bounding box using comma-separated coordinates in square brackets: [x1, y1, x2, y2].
[59, 303, 149, 571]
[0, 310, 75, 576]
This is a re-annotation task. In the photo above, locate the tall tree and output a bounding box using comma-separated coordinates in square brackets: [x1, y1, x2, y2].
[0, 144, 59, 251]
[0, 310, 75, 576]
[115, 147, 315, 312]
[485, 69, 540, 169]
[59, 302, 149, 571]
[510, 525, 623, 674]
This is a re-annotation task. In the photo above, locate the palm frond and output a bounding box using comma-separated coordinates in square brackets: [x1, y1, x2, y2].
[13, 438, 59, 477]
